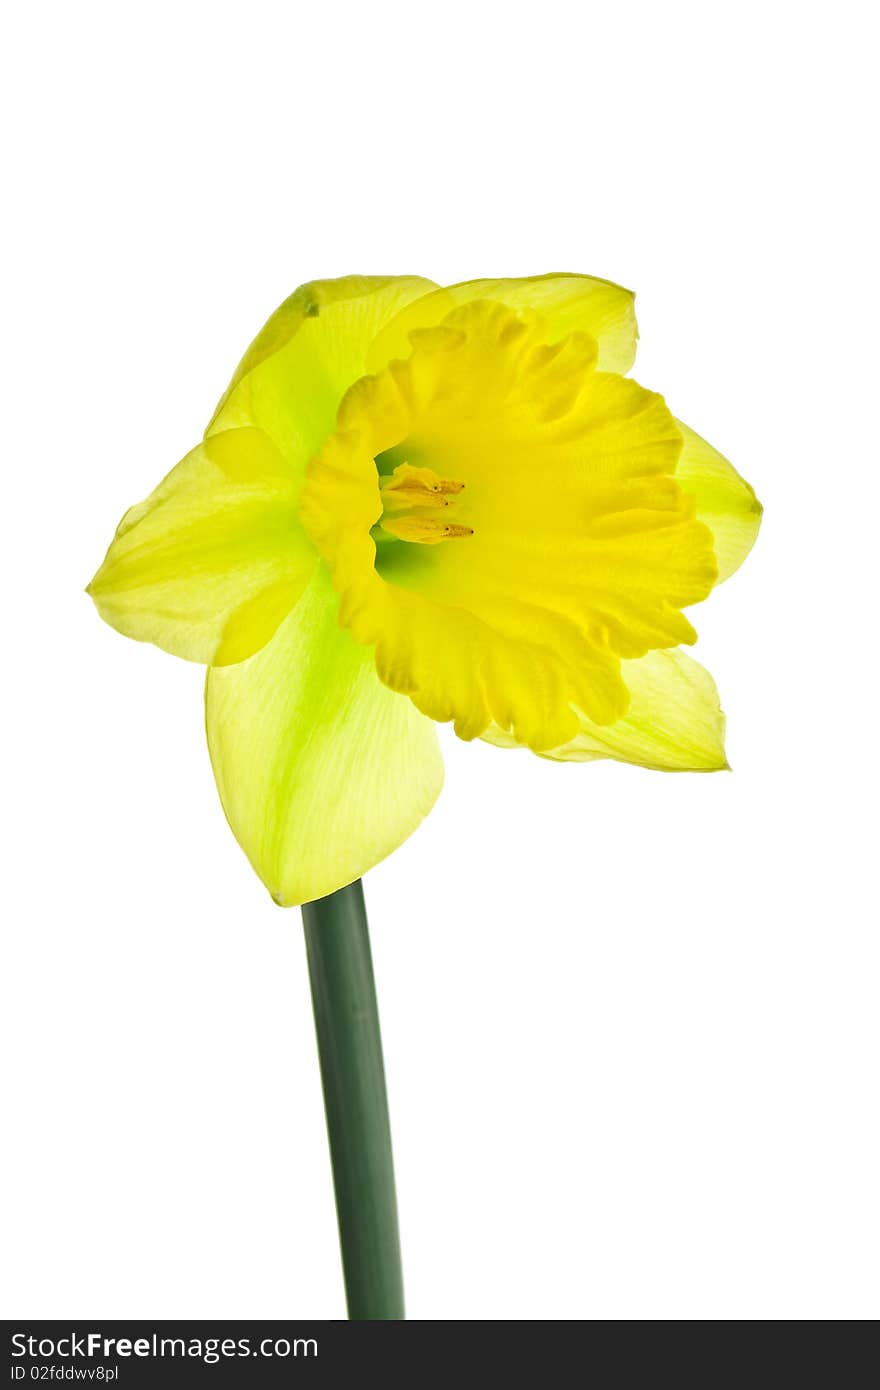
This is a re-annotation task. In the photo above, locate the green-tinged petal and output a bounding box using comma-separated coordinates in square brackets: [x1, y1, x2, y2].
[482, 647, 727, 771]
[205, 567, 444, 906]
[367, 272, 637, 375]
[208, 276, 440, 469]
[88, 428, 315, 664]
[675, 420, 762, 582]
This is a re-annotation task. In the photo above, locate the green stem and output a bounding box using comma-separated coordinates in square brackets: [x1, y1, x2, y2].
[302, 879, 404, 1320]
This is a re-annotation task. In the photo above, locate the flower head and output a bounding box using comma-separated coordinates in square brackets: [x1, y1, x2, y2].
[89, 274, 761, 904]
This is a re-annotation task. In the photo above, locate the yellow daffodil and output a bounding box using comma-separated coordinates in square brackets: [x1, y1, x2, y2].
[89, 274, 761, 907]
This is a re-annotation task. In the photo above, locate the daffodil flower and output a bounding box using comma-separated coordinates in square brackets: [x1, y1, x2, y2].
[88, 274, 761, 907]
[88, 273, 761, 1320]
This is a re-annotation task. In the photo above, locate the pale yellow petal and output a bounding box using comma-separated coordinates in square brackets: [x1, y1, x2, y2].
[483, 647, 727, 771]
[675, 420, 763, 583]
[88, 428, 314, 664]
[206, 567, 444, 906]
[208, 276, 440, 470]
[367, 272, 637, 375]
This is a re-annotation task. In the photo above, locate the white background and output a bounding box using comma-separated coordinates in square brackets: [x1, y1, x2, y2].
[3, 1, 877, 1321]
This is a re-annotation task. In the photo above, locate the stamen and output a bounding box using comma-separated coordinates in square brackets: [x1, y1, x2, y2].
[379, 515, 474, 545]
[380, 486, 451, 514]
[377, 462, 471, 545]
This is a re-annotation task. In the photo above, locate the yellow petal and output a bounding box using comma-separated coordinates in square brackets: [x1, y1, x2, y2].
[206, 567, 444, 906]
[208, 276, 440, 470]
[367, 272, 637, 376]
[675, 420, 763, 582]
[483, 647, 727, 770]
[88, 428, 314, 664]
[301, 301, 717, 752]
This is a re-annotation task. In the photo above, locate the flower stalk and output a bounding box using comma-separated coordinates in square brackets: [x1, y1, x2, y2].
[302, 880, 404, 1319]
